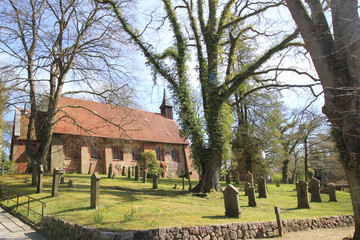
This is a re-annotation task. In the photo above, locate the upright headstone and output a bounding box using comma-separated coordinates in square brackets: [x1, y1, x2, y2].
[52, 168, 61, 197]
[60, 175, 65, 184]
[245, 171, 254, 195]
[108, 163, 113, 179]
[143, 170, 147, 183]
[152, 174, 158, 189]
[258, 176, 268, 198]
[248, 186, 257, 207]
[68, 180, 73, 188]
[328, 185, 337, 202]
[131, 166, 135, 176]
[223, 184, 241, 218]
[32, 163, 38, 186]
[122, 166, 126, 176]
[36, 165, 44, 193]
[310, 178, 322, 202]
[226, 172, 231, 184]
[276, 182, 280, 187]
[234, 172, 240, 185]
[296, 181, 310, 208]
[90, 172, 101, 209]
[88, 163, 92, 174]
[128, 166, 131, 178]
[135, 166, 140, 181]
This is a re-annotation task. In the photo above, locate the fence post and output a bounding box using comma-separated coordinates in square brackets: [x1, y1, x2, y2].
[274, 206, 283, 237]
[41, 203, 45, 223]
[7, 189, 9, 204]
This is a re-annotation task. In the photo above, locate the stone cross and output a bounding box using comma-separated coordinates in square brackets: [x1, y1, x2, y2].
[108, 163, 113, 179]
[234, 172, 240, 185]
[128, 166, 131, 178]
[328, 185, 337, 202]
[122, 166, 126, 176]
[257, 176, 267, 198]
[296, 181, 310, 208]
[247, 185, 257, 207]
[223, 184, 241, 218]
[52, 168, 61, 197]
[90, 172, 101, 209]
[310, 178, 322, 202]
[36, 164, 44, 193]
[152, 174, 158, 189]
[135, 166, 140, 181]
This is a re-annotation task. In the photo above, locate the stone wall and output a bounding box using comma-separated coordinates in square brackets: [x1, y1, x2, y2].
[41, 215, 354, 240]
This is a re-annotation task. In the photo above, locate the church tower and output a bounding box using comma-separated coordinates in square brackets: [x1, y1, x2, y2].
[160, 89, 173, 120]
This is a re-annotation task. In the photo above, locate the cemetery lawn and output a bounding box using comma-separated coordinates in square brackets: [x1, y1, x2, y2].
[0, 174, 353, 232]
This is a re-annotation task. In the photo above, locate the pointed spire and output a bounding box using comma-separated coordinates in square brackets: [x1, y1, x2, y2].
[160, 88, 173, 119]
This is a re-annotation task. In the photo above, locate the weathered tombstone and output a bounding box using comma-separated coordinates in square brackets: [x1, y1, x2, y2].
[135, 166, 140, 181]
[68, 180, 73, 188]
[276, 182, 280, 187]
[143, 170, 147, 183]
[36, 165, 44, 193]
[122, 166, 126, 176]
[131, 166, 135, 176]
[258, 176, 268, 198]
[310, 178, 322, 202]
[245, 171, 254, 195]
[108, 163, 113, 179]
[296, 181, 310, 208]
[152, 174, 158, 189]
[328, 185, 337, 202]
[223, 184, 241, 218]
[226, 172, 231, 184]
[274, 207, 283, 237]
[32, 163, 38, 186]
[128, 166, 131, 178]
[60, 175, 65, 184]
[248, 186, 257, 207]
[52, 168, 61, 197]
[90, 172, 100, 209]
[88, 163, 92, 174]
[234, 172, 240, 185]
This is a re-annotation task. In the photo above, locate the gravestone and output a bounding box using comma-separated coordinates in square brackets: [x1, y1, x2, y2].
[223, 184, 241, 218]
[132, 166, 135, 176]
[90, 172, 101, 209]
[152, 174, 158, 189]
[108, 163, 113, 178]
[128, 166, 131, 178]
[135, 166, 140, 181]
[328, 185, 337, 202]
[234, 172, 240, 185]
[32, 163, 38, 186]
[248, 186, 257, 207]
[60, 175, 65, 184]
[68, 180, 73, 188]
[143, 170, 147, 183]
[226, 172, 231, 184]
[310, 178, 322, 202]
[296, 181, 310, 208]
[258, 176, 267, 198]
[276, 182, 280, 187]
[122, 166, 126, 176]
[52, 168, 61, 197]
[88, 163, 92, 174]
[36, 165, 44, 193]
[245, 171, 254, 195]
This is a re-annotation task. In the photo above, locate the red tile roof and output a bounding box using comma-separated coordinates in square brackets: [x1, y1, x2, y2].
[54, 97, 189, 144]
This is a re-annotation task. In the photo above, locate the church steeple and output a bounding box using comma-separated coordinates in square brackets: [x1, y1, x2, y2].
[160, 89, 173, 119]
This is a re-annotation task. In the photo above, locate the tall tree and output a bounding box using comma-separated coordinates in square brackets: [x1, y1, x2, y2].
[100, 0, 305, 192]
[0, 0, 130, 172]
[285, 1, 360, 238]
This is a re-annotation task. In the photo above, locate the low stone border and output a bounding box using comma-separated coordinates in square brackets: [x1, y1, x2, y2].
[41, 215, 354, 240]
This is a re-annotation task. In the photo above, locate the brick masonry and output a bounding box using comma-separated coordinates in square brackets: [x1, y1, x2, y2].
[41, 215, 354, 240]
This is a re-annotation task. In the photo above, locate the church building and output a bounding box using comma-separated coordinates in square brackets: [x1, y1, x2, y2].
[10, 91, 198, 179]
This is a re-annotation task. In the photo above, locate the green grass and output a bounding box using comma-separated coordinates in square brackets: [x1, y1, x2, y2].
[0, 174, 353, 232]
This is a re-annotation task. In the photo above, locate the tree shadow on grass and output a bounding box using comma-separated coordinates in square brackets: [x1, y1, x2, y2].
[52, 206, 92, 215]
[202, 215, 231, 220]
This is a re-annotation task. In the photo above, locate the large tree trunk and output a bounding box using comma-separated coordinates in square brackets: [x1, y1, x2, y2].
[282, 159, 289, 184]
[195, 153, 222, 193]
[345, 168, 360, 239]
